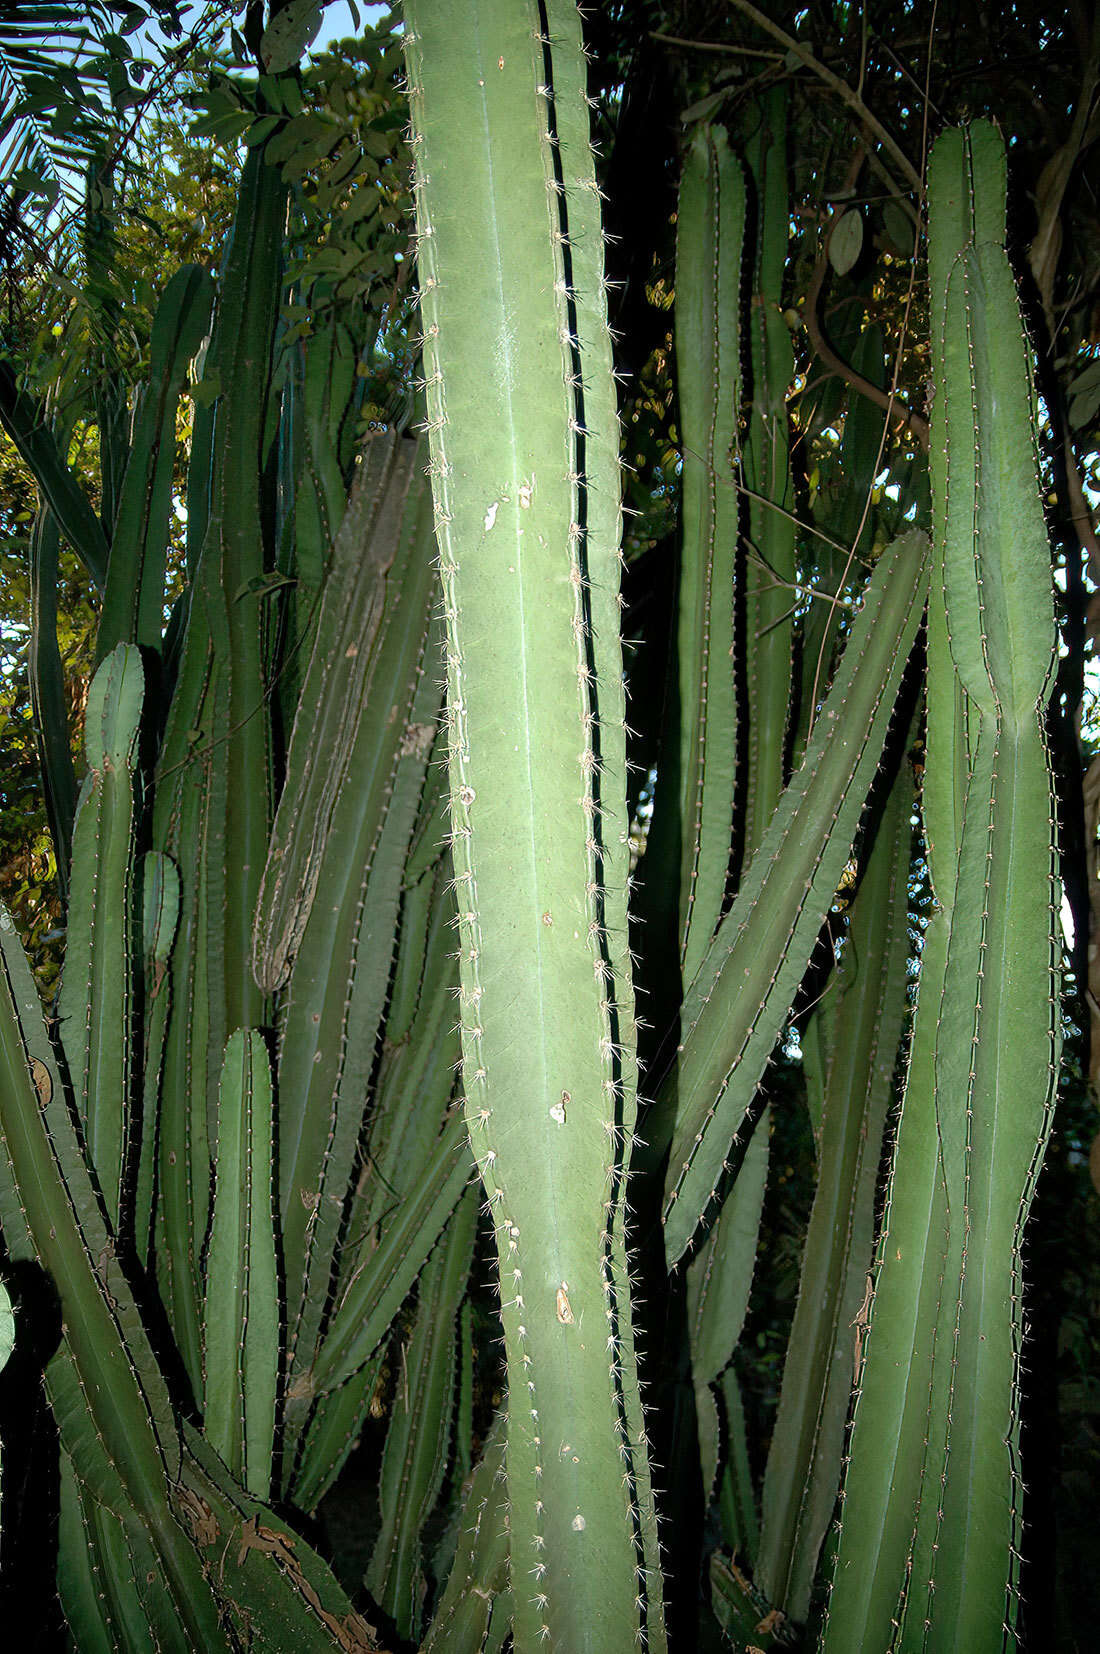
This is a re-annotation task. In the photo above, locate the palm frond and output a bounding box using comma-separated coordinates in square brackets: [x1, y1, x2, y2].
[0, 3, 222, 266]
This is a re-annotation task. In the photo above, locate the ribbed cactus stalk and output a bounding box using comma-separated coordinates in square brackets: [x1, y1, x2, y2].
[673, 108, 795, 1566]
[288, 792, 469, 1512]
[422, 1413, 511, 1652]
[134, 849, 180, 1270]
[756, 751, 912, 1619]
[0, 12, 1076, 1643]
[365, 1190, 478, 1640]
[255, 435, 441, 1425]
[651, 527, 928, 1264]
[402, 3, 663, 1647]
[58, 643, 143, 1231]
[95, 264, 215, 662]
[0, 900, 377, 1649]
[822, 121, 1061, 1651]
[739, 87, 796, 853]
[204, 1029, 279, 1499]
[151, 143, 285, 1394]
[644, 123, 743, 1006]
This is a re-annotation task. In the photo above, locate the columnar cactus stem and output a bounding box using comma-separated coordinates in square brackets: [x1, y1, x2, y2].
[59, 644, 143, 1232]
[822, 121, 1061, 1651]
[95, 265, 215, 662]
[757, 754, 912, 1620]
[740, 87, 796, 855]
[422, 1413, 510, 1653]
[365, 1190, 478, 1640]
[402, 3, 663, 1647]
[204, 1030, 279, 1500]
[645, 124, 743, 998]
[151, 144, 285, 1394]
[651, 529, 928, 1265]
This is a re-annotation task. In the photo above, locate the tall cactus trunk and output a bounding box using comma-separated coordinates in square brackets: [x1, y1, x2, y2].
[402, 3, 664, 1648]
[821, 119, 1061, 1653]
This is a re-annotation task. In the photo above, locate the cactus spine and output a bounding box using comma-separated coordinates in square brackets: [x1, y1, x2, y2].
[402, 3, 662, 1647]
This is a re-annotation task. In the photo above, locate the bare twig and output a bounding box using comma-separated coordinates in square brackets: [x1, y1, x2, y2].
[649, 32, 782, 62]
[804, 235, 930, 451]
[727, 0, 924, 197]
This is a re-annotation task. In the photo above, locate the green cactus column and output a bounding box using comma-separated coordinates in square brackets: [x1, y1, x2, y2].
[822, 121, 1061, 1652]
[402, 3, 663, 1650]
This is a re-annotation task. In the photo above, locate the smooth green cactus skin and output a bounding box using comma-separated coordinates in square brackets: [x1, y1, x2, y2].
[822, 123, 1060, 1653]
[0, 902, 227, 1647]
[676, 105, 792, 1551]
[252, 433, 428, 994]
[133, 850, 180, 1270]
[287, 824, 465, 1510]
[304, 1108, 472, 1404]
[265, 437, 440, 1405]
[2, 901, 382, 1648]
[0, 20, 1071, 1646]
[739, 88, 797, 858]
[403, 3, 661, 1648]
[195, 140, 283, 1082]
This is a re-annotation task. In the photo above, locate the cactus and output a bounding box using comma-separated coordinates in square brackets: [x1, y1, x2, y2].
[58, 644, 143, 1231]
[821, 121, 1060, 1651]
[422, 1412, 511, 1652]
[651, 526, 928, 1265]
[739, 88, 797, 854]
[402, 2, 662, 1647]
[756, 748, 913, 1619]
[257, 435, 441, 1412]
[132, 849, 180, 1270]
[642, 123, 743, 1007]
[365, 1190, 478, 1639]
[674, 107, 795, 1567]
[95, 265, 215, 662]
[204, 1030, 279, 1499]
[0, 13, 1068, 1648]
[0, 901, 376, 1649]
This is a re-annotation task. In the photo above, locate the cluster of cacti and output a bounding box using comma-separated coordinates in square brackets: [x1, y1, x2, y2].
[0, 3, 1063, 1651]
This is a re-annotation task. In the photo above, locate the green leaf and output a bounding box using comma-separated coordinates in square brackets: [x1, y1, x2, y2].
[260, 1, 324, 73]
[0, 1275, 13, 1374]
[829, 208, 864, 275]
